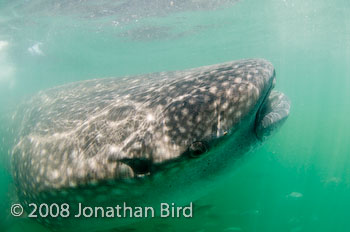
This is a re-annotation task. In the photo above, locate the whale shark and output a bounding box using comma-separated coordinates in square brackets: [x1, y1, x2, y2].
[10, 59, 290, 231]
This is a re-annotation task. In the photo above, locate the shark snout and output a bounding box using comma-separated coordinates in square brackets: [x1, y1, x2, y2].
[254, 70, 290, 141]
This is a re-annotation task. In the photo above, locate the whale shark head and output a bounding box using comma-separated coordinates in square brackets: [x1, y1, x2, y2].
[113, 59, 290, 174]
[11, 59, 290, 231]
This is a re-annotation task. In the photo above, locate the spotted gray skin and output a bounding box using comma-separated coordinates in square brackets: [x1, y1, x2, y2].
[11, 59, 290, 231]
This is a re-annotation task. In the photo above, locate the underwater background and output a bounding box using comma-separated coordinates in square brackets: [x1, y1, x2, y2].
[1, 0, 350, 231]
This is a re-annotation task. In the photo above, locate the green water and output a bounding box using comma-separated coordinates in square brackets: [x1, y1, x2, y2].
[1, 0, 350, 231]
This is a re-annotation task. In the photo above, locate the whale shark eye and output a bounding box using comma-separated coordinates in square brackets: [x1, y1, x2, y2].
[188, 141, 208, 158]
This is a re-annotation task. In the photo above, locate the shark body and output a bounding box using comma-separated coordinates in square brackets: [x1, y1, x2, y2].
[11, 59, 290, 231]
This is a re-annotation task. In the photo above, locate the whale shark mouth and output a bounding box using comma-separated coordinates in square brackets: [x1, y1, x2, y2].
[254, 72, 291, 141]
